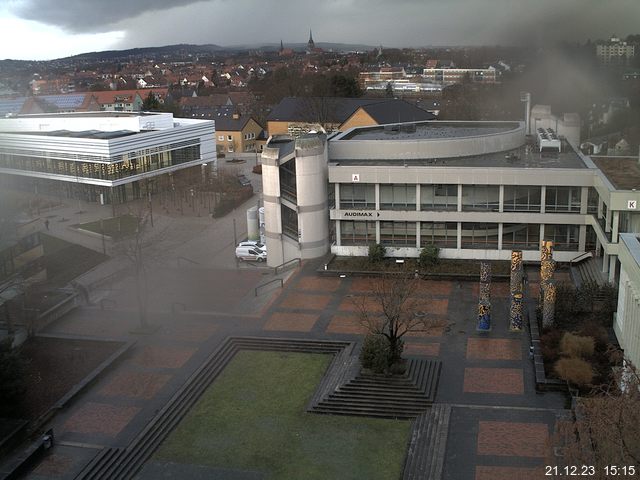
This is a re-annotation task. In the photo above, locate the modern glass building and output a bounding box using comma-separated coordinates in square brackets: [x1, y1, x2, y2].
[0, 112, 216, 204]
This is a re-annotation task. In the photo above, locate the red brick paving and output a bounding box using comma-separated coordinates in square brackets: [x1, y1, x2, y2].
[338, 295, 384, 313]
[406, 323, 445, 338]
[404, 342, 440, 356]
[32, 453, 74, 476]
[63, 402, 140, 437]
[263, 312, 319, 332]
[325, 314, 368, 335]
[279, 293, 331, 310]
[100, 371, 171, 399]
[414, 280, 453, 296]
[349, 277, 378, 293]
[463, 368, 524, 394]
[475, 466, 545, 480]
[466, 338, 522, 360]
[159, 321, 219, 343]
[413, 297, 448, 315]
[295, 276, 342, 292]
[130, 345, 195, 369]
[472, 282, 510, 298]
[477, 421, 549, 457]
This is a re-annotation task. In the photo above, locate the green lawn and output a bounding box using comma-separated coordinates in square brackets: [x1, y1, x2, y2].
[76, 214, 140, 239]
[155, 350, 411, 480]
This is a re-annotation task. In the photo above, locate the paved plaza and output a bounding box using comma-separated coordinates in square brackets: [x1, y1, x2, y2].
[15, 183, 564, 480]
[23, 257, 564, 480]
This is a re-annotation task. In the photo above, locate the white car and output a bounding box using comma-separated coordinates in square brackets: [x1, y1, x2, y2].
[235, 246, 267, 262]
[238, 241, 266, 252]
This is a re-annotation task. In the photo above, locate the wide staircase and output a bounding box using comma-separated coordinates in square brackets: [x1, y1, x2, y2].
[75, 337, 352, 480]
[402, 404, 452, 480]
[310, 358, 441, 419]
[572, 256, 607, 286]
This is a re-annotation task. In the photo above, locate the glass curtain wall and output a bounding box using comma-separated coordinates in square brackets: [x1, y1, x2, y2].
[420, 222, 458, 248]
[420, 184, 457, 211]
[380, 221, 416, 246]
[461, 185, 500, 211]
[340, 220, 376, 245]
[380, 184, 416, 210]
[501, 224, 540, 250]
[503, 186, 541, 212]
[339, 184, 375, 209]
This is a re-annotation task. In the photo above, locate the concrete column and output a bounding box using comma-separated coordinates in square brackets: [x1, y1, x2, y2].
[609, 256, 617, 283]
[416, 222, 421, 248]
[334, 183, 340, 209]
[498, 223, 503, 250]
[612, 211, 620, 243]
[457, 222, 462, 250]
[457, 184, 463, 212]
[580, 187, 588, 215]
[597, 197, 603, 219]
[376, 221, 380, 244]
[498, 185, 504, 213]
[375, 184, 380, 210]
[605, 207, 611, 233]
[595, 237, 601, 255]
[540, 185, 546, 214]
[579, 225, 587, 251]
[415, 184, 421, 211]
[335, 220, 341, 246]
[602, 253, 609, 274]
[539, 223, 545, 245]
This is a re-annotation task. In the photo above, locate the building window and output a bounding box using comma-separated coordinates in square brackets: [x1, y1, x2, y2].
[420, 184, 457, 211]
[502, 224, 540, 250]
[339, 184, 375, 209]
[218, 135, 224, 141]
[340, 220, 376, 245]
[587, 187, 598, 215]
[227, 135, 233, 141]
[420, 222, 457, 248]
[282, 204, 298, 240]
[380, 221, 416, 246]
[462, 185, 500, 211]
[279, 159, 297, 203]
[503, 186, 541, 212]
[461, 223, 499, 249]
[380, 184, 416, 210]
[545, 187, 581, 213]
[544, 224, 580, 251]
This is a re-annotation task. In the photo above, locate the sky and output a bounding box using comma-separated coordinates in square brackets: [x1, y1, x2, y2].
[1, 0, 639, 61]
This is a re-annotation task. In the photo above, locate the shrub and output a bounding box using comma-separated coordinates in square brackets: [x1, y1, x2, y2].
[554, 357, 594, 386]
[418, 244, 439, 267]
[540, 328, 564, 366]
[368, 243, 386, 263]
[560, 332, 595, 358]
[360, 334, 390, 374]
[578, 321, 609, 350]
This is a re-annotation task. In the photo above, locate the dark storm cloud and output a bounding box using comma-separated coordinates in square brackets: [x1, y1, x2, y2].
[12, 0, 205, 31]
[9, 0, 640, 46]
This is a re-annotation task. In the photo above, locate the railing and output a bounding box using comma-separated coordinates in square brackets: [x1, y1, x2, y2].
[570, 251, 593, 264]
[274, 258, 301, 275]
[255, 278, 283, 296]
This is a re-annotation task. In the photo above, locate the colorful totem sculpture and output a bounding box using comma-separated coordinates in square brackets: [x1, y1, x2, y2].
[510, 250, 524, 296]
[509, 250, 525, 331]
[542, 280, 556, 328]
[509, 292, 524, 331]
[477, 262, 492, 331]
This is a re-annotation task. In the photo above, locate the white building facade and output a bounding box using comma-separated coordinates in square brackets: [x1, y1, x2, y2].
[0, 112, 216, 204]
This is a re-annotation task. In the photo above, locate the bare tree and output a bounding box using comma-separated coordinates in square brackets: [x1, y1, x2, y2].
[116, 205, 166, 330]
[354, 272, 444, 368]
[550, 357, 640, 476]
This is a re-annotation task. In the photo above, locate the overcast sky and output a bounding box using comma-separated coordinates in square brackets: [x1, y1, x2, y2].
[1, 0, 639, 61]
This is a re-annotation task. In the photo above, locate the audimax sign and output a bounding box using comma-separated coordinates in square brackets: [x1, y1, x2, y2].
[343, 211, 381, 218]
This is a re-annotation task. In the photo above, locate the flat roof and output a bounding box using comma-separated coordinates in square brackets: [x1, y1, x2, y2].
[330, 142, 587, 169]
[13, 111, 158, 119]
[17, 129, 138, 140]
[341, 121, 520, 141]
[592, 156, 640, 190]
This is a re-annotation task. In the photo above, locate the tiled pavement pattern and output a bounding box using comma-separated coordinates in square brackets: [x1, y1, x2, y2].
[25, 260, 565, 480]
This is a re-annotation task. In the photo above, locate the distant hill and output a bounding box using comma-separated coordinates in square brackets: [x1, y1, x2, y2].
[59, 42, 377, 61]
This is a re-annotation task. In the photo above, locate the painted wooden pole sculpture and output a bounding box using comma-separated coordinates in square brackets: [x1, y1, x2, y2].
[477, 261, 492, 331]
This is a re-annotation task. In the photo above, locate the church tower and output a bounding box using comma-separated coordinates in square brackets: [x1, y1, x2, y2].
[307, 30, 315, 53]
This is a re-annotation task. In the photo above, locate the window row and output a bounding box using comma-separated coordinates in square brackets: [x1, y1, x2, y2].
[339, 221, 580, 251]
[337, 184, 593, 213]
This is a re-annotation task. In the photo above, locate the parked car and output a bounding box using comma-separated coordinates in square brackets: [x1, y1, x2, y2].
[235, 246, 267, 262]
[238, 241, 266, 252]
[237, 174, 251, 187]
